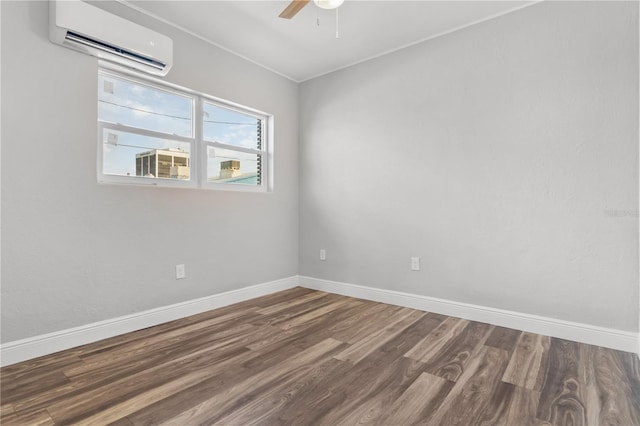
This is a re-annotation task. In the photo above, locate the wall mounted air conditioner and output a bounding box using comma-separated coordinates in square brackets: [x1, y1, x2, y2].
[49, 0, 173, 76]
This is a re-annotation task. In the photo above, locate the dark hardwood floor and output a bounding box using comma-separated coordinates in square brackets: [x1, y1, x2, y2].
[1, 287, 639, 425]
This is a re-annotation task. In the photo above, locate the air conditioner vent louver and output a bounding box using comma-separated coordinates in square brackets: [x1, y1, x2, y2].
[65, 31, 166, 71]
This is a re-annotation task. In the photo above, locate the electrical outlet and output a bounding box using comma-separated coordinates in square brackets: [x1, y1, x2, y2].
[175, 264, 186, 279]
[410, 257, 420, 271]
[320, 249, 327, 261]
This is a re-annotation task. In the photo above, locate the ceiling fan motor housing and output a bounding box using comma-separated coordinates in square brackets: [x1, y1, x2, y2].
[313, 0, 345, 10]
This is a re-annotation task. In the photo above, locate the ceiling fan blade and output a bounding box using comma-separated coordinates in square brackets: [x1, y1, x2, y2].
[279, 0, 311, 19]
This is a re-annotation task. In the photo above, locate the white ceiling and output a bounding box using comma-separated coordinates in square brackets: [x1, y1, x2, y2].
[123, 1, 537, 82]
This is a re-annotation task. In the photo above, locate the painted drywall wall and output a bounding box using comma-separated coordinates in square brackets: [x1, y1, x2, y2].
[1, 0, 298, 342]
[299, 1, 639, 331]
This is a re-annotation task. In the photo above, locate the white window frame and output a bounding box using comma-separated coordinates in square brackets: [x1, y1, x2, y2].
[97, 67, 271, 192]
[200, 99, 269, 192]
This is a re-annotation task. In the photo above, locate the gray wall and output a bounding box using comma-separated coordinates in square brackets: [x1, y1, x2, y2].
[299, 1, 639, 331]
[1, 1, 299, 342]
[2, 0, 638, 344]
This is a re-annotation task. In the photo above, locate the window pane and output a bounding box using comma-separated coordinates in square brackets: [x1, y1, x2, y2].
[102, 129, 191, 180]
[203, 102, 262, 150]
[207, 147, 260, 185]
[99, 74, 193, 137]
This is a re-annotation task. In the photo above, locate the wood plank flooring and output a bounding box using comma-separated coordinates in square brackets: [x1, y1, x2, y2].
[1, 287, 639, 425]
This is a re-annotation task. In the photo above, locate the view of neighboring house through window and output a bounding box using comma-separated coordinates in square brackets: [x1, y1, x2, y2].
[97, 70, 269, 190]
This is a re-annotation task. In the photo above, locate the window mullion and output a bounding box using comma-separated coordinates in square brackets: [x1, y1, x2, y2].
[195, 96, 205, 188]
[100, 121, 195, 144]
[204, 141, 264, 156]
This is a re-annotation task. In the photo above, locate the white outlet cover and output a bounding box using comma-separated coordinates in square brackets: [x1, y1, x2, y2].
[411, 257, 420, 271]
[176, 264, 186, 279]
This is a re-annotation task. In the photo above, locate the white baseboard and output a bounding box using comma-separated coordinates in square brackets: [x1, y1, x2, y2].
[3, 274, 637, 367]
[0, 276, 298, 367]
[299, 276, 639, 354]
